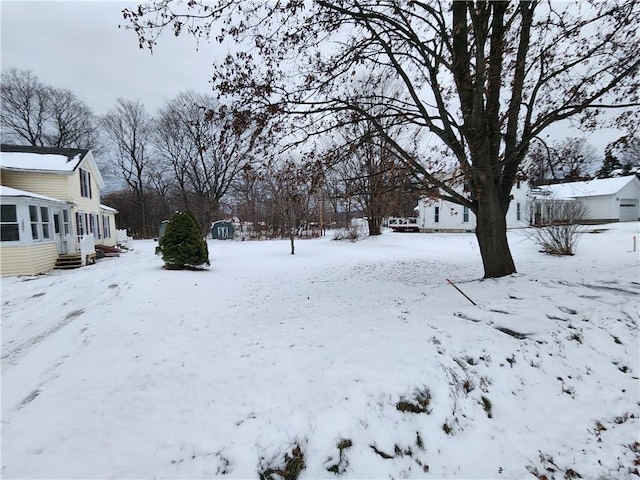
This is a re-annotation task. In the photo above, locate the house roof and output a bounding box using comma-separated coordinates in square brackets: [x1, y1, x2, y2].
[0, 144, 105, 188]
[100, 204, 119, 214]
[1, 144, 89, 172]
[537, 175, 640, 200]
[0, 185, 69, 204]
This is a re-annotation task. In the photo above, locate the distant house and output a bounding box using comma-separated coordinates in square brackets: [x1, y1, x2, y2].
[416, 180, 530, 232]
[0, 144, 118, 276]
[531, 175, 640, 224]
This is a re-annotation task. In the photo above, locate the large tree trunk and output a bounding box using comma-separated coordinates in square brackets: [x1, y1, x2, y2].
[474, 186, 516, 279]
[368, 216, 382, 236]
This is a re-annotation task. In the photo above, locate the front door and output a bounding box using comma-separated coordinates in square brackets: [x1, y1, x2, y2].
[52, 210, 68, 254]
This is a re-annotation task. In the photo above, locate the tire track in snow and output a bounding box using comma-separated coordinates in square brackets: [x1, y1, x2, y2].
[1, 309, 85, 364]
[2, 281, 125, 365]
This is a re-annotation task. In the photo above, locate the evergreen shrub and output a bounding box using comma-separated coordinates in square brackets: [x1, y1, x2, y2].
[160, 211, 210, 269]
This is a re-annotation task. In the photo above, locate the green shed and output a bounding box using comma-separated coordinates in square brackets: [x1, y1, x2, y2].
[211, 220, 234, 240]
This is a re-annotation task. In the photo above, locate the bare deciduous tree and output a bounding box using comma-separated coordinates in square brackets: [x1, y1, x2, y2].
[125, 1, 640, 277]
[525, 137, 598, 184]
[324, 76, 418, 236]
[46, 88, 100, 151]
[264, 159, 322, 254]
[229, 164, 268, 237]
[101, 98, 153, 237]
[1, 68, 99, 150]
[153, 91, 262, 231]
[550, 138, 598, 182]
[332, 121, 408, 236]
[602, 135, 640, 176]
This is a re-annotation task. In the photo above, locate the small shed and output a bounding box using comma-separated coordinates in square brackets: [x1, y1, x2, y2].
[211, 220, 235, 240]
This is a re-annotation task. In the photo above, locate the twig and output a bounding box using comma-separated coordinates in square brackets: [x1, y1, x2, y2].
[446, 278, 477, 305]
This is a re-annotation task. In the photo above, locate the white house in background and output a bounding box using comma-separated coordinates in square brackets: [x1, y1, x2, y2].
[531, 175, 640, 224]
[0, 144, 118, 276]
[416, 180, 530, 232]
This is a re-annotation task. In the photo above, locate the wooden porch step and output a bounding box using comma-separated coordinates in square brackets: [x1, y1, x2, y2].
[55, 254, 82, 269]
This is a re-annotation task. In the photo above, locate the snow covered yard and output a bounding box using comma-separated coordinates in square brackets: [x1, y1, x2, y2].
[1, 223, 639, 479]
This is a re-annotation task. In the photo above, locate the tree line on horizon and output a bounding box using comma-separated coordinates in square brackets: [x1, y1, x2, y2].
[0, 68, 421, 240]
[2, 67, 637, 239]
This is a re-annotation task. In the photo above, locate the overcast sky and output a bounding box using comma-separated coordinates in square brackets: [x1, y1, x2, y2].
[1, 0, 223, 116]
[0, 0, 625, 157]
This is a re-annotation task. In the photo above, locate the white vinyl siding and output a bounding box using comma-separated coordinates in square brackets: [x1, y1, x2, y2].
[0, 243, 58, 276]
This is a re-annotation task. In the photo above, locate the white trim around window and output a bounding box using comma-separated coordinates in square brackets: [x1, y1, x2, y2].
[0, 199, 60, 245]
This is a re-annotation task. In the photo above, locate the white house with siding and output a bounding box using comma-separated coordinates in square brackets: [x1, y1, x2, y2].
[416, 180, 530, 232]
[531, 175, 640, 224]
[0, 144, 118, 276]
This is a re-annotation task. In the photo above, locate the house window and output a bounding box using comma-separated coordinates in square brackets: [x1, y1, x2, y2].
[40, 206, 51, 239]
[516, 181, 521, 189]
[516, 202, 521, 221]
[63, 210, 71, 236]
[80, 168, 92, 198]
[28, 205, 51, 241]
[434, 206, 440, 223]
[463, 206, 469, 223]
[89, 214, 98, 240]
[102, 215, 111, 239]
[30, 205, 39, 240]
[76, 212, 85, 236]
[1, 204, 19, 242]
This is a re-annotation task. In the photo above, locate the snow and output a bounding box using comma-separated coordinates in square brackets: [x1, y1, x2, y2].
[0, 151, 80, 173]
[537, 175, 639, 199]
[0, 185, 69, 204]
[2, 224, 639, 479]
[100, 204, 118, 213]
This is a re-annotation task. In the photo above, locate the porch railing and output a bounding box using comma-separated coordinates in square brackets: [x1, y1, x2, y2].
[115, 229, 133, 250]
[79, 235, 96, 266]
